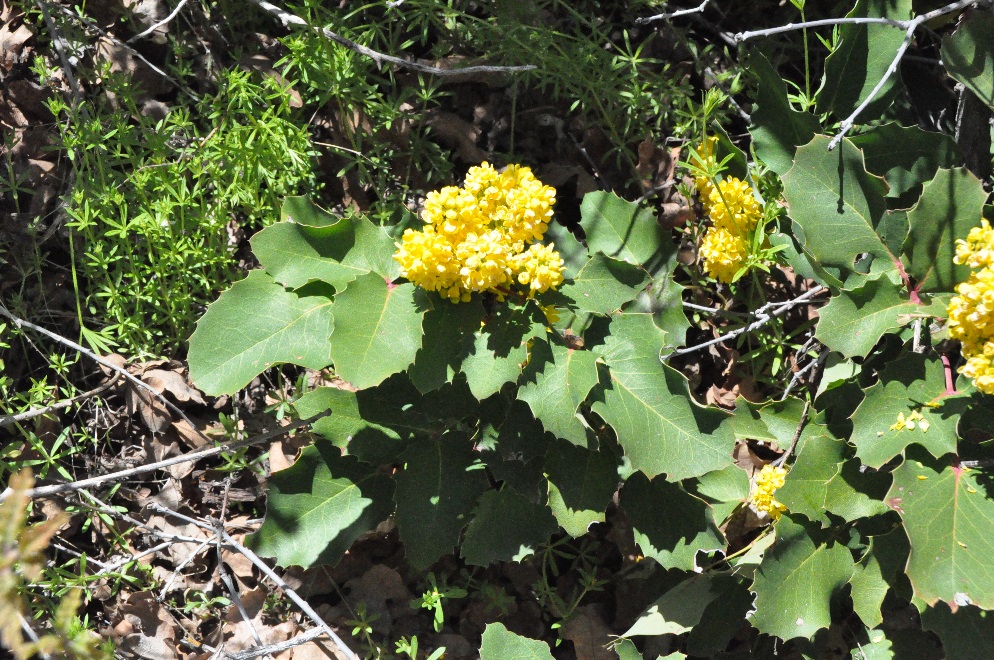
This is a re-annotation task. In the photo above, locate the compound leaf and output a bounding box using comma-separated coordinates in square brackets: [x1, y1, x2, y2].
[941, 12, 994, 112]
[558, 253, 650, 315]
[748, 51, 820, 175]
[545, 440, 619, 537]
[887, 449, 994, 610]
[409, 297, 486, 393]
[247, 445, 394, 568]
[329, 273, 424, 390]
[580, 191, 674, 271]
[394, 435, 489, 569]
[480, 623, 554, 660]
[593, 314, 733, 480]
[621, 473, 725, 571]
[750, 514, 854, 640]
[850, 123, 960, 198]
[461, 488, 558, 566]
[518, 340, 600, 446]
[188, 270, 334, 395]
[904, 168, 987, 293]
[461, 302, 547, 400]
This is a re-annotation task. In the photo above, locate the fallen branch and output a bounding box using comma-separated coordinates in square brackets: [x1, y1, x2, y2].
[149, 504, 359, 660]
[669, 285, 827, 357]
[0, 412, 328, 503]
[735, 0, 987, 149]
[247, 0, 536, 78]
[637, 0, 711, 25]
[128, 0, 190, 43]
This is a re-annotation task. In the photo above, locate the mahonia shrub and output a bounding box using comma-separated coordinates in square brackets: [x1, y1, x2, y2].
[188, 9, 994, 654]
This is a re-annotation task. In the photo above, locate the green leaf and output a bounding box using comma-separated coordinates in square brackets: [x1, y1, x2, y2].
[479, 623, 554, 660]
[246, 445, 394, 568]
[188, 270, 334, 396]
[394, 435, 489, 569]
[518, 340, 600, 445]
[621, 572, 747, 638]
[544, 440, 619, 537]
[461, 488, 558, 566]
[253, 204, 399, 290]
[621, 473, 725, 570]
[295, 387, 404, 464]
[748, 51, 821, 175]
[814, 276, 928, 358]
[849, 528, 910, 629]
[409, 298, 486, 393]
[329, 273, 424, 390]
[461, 302, 547, 400]
[593, 314, 733, 480]
[849, 353, 961, 468]
[750, 514, 854, 640]
[782, 136, 891, 278]
[816, 0, 911, 118]
[941, 12, 994, 112]
[903, 168, 988, 293]
[777, 433, 890, 525]
[850, 123, 960, 198]
[558, 253, 650, 315]
[921, 602, 994, 660]
[887, 449, 994, 609]
[579, 191, 674, 270]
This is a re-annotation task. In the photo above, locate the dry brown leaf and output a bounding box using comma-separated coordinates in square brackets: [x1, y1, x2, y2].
[560, 605, 616, 660]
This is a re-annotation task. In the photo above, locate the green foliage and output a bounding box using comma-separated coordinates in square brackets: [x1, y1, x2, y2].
[184, 1, 994, 656]
[51, 67, 316, 355]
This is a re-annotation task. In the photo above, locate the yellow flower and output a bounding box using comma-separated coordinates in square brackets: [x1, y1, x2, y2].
[751, 464, 788, 520]
[703, 177, 762, 235]
[700, 226, 749, 283]
[948, 224, 994, 395]
[954, 218, 994, 270]
[395, 163, 564, 303]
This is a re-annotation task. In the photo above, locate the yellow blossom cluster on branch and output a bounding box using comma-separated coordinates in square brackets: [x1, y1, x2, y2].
[751, 464, 788, 520]
[394, 163, 565, 302]
[948, 219, 994, 394]
[693, 137, 763, 283]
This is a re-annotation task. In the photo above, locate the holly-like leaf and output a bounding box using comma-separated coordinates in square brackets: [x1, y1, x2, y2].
[816, 0, 912, 118]
[922, 602, 994, 660]
[461, 302, 547, 400]
[394, 435, 489, 569]
[887, 449, 994, 610]
[518, 340, 600, 445]
[329, 273, 424, 390]
[814, 276, 928, 358]
[621, 473, 725, 570]
[621, 572, 746, 638]
[748, 51, 820, 175]
[941, 12, 994, 112]
[461, 488, 558, 566]
[246, 445, 394, 568]
[850, 123, 960, 198]
[849, 528, 910, 629]
[480, 623, 554, 660]
[252, 200, 399, 290]
[777, 433, 890, 526]
[544, 440, 619, 537]
[579, 191, 674, 270]
[782, 136, 891, 278]
[849, 353, 961, 468]
[409, 297, 486, 393]
[903, 168, 988, 293]
[593, 314, 733, 480]
[558, 253, 650, 315]
[296, 386, 407, 464]
[188, 270, 334, 395]
[750, 514, 855, 640]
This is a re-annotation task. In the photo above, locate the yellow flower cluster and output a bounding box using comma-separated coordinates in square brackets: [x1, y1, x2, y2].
[948, 219, 994, 394]
[751, 464, 788, 520]
[693, 137, 763, 283]
[394, 163, 565, 302]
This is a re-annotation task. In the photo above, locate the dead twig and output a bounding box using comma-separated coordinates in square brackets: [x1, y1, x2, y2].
[247, 0, 535, 78]
[149, 504, 360, 660]
[128, 0, 190, 43]
[637, 0, 710, 24]
[0, 412, 328, 503]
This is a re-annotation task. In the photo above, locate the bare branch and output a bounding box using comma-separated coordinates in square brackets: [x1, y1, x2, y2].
[669, 286, 827, 357]
[637, 0, 710, 25]
[246, 0, 536, 78]
[0, 412, 328, 503]
[149, 504, 360, 660]
[128, 0, 190, 43]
